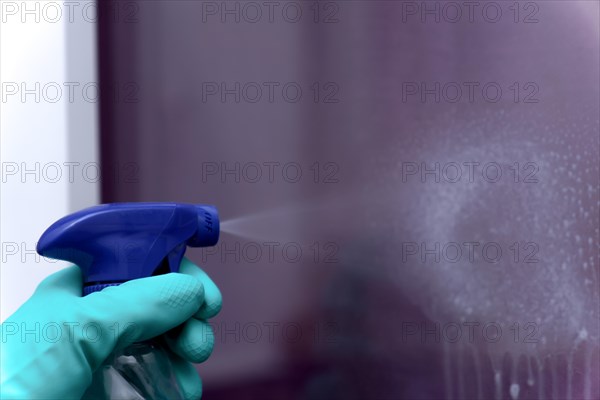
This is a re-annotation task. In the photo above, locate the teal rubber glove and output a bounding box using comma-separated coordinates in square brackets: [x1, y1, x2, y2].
[1, 258, 222, 400]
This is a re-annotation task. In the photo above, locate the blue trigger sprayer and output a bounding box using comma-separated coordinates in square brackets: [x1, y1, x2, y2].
[36, 203, 220, 400]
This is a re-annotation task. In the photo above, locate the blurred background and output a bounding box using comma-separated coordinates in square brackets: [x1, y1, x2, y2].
[2, 1, 599, 399]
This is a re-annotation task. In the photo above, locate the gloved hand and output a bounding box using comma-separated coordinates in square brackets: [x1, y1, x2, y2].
[1, 258, 221, 400]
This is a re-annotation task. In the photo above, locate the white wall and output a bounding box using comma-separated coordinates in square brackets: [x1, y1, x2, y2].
[1, 0, 99, 321]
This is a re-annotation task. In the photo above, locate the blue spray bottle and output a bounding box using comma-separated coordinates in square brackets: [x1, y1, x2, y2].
[36, 203, 219, 399]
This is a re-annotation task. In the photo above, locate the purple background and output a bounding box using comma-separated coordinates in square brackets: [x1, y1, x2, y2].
[99, 2, 599, 399]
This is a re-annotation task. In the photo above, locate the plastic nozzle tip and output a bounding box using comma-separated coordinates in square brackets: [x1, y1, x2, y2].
[188, 205, 220, 247]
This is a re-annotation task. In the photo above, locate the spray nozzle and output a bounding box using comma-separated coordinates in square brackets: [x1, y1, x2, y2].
[187, 205, 219, 247]
[36, 203, 220, 295]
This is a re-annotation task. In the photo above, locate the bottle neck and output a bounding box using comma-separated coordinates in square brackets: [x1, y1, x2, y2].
[83, 282, 122, 296]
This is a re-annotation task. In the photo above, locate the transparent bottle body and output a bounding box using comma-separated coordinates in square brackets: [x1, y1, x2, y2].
[82, 341, 183, 400]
